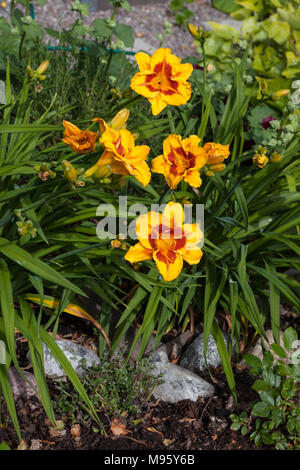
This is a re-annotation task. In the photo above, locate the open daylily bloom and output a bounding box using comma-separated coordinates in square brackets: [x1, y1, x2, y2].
[85, 126, 151, 187]
[152, 134, 207, 189]
[62, 121, 98, 154]
[125, 202, 203, 281]
[203, 142, 230, 175]
[130, 48, 193, 116]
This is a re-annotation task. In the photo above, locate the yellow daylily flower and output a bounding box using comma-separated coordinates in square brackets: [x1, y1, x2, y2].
[62, 121, 98, 154]
[86, 127, 151, 187]
[152, 134, 207, 189]
[125, 202, 203, 282]
[130, 48, 193, 116]
[203, 142, 230, 175]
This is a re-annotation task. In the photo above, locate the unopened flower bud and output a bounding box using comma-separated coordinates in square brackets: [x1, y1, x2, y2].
[111, 239, 121, 249]
[187, 23, 200, 39]
[36, 60, 49, 75]
[270, 152, 282, 163]
[110, 108, 130, 131]
[62, 160, 77, 183]
[272, 89, 290, 100]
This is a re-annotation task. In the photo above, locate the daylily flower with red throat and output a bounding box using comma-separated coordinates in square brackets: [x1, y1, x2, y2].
[152, 134, 207, 189]
[62, 121, 98, 154]
[130, 48, 193, 116]
[85, 126, 151, 187]
[125, 202, 203, 282]
[203, 142, 230, 175]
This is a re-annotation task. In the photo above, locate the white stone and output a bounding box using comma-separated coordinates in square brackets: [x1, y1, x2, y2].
[151, 351, 215, 403]
[41, 339, 100, 378]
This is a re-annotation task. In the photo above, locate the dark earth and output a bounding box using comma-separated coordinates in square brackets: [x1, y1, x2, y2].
[0, 367, 263, 451]
[3, 315, 299, 453]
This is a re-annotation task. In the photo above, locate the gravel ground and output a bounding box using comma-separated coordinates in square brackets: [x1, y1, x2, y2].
[1, 0, 232, 59]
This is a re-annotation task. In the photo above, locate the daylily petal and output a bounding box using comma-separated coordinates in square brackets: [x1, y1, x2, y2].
[150, 48, 172, 68]
[183, 223, 203, 247]
[135, 52, 151, 72]
[98, 150, 115, 165]
[163, 81, 191, 106]
[130, 161, 151, 187]
[163, 202, 185, 231]
[110, 159, 130, 175]
[63, 120, 82, 137]
[124, 242, 153, 264]
[184, 169, 202, 188]
[136, 212, 162, 250]
[149, 94, 168, 116]
[165, 170, 184, 190]
[93, 117, 107, 134]
[129, 145, 150, 163]
[153, 250, 183, 281]
[172, 62, 194, 82]
[182, 248, 203, 265]
[151, 154, 166, 174]
[130, 72, 158, 99]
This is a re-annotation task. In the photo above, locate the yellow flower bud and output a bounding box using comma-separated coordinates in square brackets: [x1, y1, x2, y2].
[62, 160, 77, 182]
[204, 168, 215, 177]
[36, 60, 49, 75]
[1, 2, 7, 8]
[272, 89, 290, 100]
[93, 163, 111, 180]
[207, 63, 215, 73]
[270, 152, 282, 163]
[209, 163, 226, 172]
[187, 23, 199, 39]
[121, 242, 127, 251]
[110, 108, 130, 131]
[111, 239, 121, 249]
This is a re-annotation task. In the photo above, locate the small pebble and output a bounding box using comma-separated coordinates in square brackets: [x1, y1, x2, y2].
[70, 423, 81, 438]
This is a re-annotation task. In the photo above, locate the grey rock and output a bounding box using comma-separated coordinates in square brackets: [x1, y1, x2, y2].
[151, 351, 215, 403]
[41, 339, 100, 378]
[8, 367, 40, 400]
[180, 332, 233, 373]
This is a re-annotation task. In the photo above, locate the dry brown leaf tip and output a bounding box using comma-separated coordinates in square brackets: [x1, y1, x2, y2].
[110, 418, 130, 436]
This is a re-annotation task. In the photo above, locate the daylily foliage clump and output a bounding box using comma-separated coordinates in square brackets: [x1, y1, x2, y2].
[61, 49, 231, 281]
